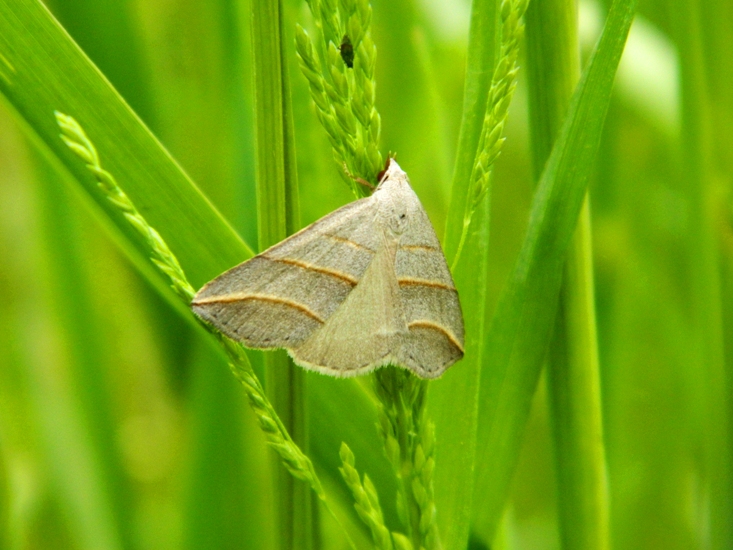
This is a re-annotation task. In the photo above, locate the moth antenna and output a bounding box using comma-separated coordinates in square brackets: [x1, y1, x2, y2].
[342, 162, 376, 190]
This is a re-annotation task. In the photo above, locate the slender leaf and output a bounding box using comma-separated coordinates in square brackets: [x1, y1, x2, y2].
[35, 158, 135, 549]
[525, 0, 610, 548]
[472, 0, 638, 539]
[251, 0, 312, 547]
[431, 0, 498, 548]
[442, 0, 499, 263]
[0, 433, 6, 549]
[672, 0, 732, 546]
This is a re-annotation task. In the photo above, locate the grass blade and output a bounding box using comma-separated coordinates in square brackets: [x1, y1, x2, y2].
[472, 0, 638, 539]
[251, 0, 311, 547]
[431, 0, 498, 548]
[34, 159, 135, 548]
[672, 0, 732, 546]
[525, 0, 610, 548]
[442, 0, 499, 263]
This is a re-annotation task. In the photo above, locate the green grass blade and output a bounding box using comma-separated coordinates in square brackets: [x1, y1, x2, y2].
[431, 0, 498, 548]
[0, 438, 7, 550]
[35, 159, 135, 549]
[251, 0, 311, 547]
[472, 0, 638, 539]
[48, 0, 156, 127]
[432, 198, 490, 550]
[672, 0, 732, 546]
[525, 0, 610, 548]
[183, 342, 273, 549]
[0, 0, 254, 295]
[17, 166, 123, 550]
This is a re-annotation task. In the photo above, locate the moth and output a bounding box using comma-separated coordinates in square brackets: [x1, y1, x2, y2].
[191, 159, 464, 379]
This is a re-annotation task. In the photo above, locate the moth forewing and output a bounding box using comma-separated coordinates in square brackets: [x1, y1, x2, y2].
[191, 159, 465, 379]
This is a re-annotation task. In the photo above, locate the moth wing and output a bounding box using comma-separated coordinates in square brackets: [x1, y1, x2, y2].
[393, 192, 465, 379]
[191, 197, 381, 349]
[290, 237, 407, 375]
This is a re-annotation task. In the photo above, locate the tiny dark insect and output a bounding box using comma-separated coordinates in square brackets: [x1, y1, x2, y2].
[339, 35, 354, 68]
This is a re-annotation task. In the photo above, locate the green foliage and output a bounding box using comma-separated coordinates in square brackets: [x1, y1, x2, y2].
[473, 0, 638, 539]
[1, 0, 731, 549]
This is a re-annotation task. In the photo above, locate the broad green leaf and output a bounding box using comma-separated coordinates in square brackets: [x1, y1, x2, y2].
[472, 0, 638, 539]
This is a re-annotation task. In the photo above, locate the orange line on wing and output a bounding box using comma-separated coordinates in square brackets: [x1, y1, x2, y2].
[323, 234, 375, 253]
[397, 277, 456, 291]
[408, 320, 464, 353]
[192, 293, 325, 324]
[264, 256, 358, 286]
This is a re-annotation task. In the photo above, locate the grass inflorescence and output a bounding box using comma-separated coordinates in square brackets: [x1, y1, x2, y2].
[296, 0, 382, 195]
[452, 0, 530, 269]
[338, 442, 394, 549]
[374, 368, 439, 550]
[55, 111, 325, 501]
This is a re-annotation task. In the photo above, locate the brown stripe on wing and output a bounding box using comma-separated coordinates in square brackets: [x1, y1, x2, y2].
[262, 255, 359, 286]
[323, 233, 376, 253]
[397, 277, 456, 291]
[407, 320, 464, 353]
[192, 293, 325, 324]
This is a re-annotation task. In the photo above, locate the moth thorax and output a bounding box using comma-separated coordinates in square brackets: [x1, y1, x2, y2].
[391, 208, 409, 235]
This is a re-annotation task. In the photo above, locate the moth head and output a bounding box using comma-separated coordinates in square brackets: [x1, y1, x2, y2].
[374, 163, 417, 236]
[378, 157, 405, 184]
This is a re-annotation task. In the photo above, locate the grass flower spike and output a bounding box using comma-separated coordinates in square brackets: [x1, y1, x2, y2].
[296, 0, 382, 193]
[55, 111, 325, 501]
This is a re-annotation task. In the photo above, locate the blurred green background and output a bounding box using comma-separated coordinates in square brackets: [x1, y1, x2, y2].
[0, 0, 731, 548]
